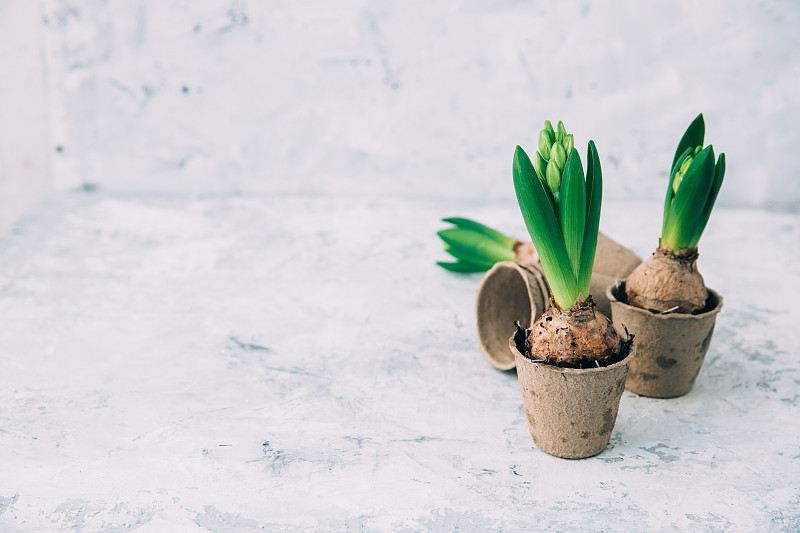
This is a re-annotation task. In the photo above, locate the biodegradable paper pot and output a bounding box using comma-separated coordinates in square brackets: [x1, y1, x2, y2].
[606, 282, 723, 398]
[594, 232, 643, 280]
[510, 336, 632, 459]
[476, 262, 549, 370]
[476, 233, 641, 370]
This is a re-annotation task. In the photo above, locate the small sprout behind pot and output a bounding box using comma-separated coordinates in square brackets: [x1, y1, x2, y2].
[436, 217, 518, 272]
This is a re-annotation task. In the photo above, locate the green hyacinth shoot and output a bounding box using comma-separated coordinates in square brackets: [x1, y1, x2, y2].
[436, 217, 517, 272]
[513, 121, 602, 311]
[661, 113, 726, 252]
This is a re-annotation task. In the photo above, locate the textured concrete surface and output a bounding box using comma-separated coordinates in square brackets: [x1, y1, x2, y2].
[0, 191, 798, 531]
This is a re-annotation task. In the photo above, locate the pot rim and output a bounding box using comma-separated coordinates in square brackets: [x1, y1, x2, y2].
[508, 334, 633, 375]
[606, 280, 723, 321]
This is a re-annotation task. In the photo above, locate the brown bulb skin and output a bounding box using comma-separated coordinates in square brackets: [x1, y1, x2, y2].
[526, 297, 624, 368]
[625, 246, 707, 314]
[513, 241, 539, 264]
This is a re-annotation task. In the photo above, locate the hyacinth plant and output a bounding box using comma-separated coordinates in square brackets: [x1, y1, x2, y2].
[514, 120, 599, 311]
[661, 113, 726, 253]
[436, 218, 537, 272]
[625, 113, 726, 314]
[513, 121, 625, 367]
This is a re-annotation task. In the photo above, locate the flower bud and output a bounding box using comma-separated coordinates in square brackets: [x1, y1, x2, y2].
[550, 142, 567, 170]
[672, 175, 682, 195]
[672, 154, 695, 194]
[538, 129, 553, 159]
[678, 155, 694, 177]
[543, 120, 555, 140]
[556, 120, 567, 143]
[564, 134, 574, 156]
[546, 159, 561, 193]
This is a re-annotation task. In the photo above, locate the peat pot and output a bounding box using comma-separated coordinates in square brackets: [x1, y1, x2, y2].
[509, 335, 632, 459]
[476, 233, 641, 370]
[607, 281, 723, 398]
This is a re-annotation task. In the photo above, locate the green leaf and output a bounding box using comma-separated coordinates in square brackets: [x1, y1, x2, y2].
[438, 228, 515, 263]
[662, 145, 715, 250]
[663, 146, 692, 238]
[441, 217, 517, 249]
[689, 151, 726, 248]
[578, 140, 602, 299]
[533, 152, 547, 182]
[559, 148, 586, 280]
[540, 168, 557, 214]
[442, 243, 494, 265]
[437, 260, 491, 273]
[672, 114, 705, 171]
[513, 145, 576, 309]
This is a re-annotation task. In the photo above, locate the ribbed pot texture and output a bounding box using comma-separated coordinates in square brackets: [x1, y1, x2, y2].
[510, 336, 632, 459]
[607, 282, 723, 398]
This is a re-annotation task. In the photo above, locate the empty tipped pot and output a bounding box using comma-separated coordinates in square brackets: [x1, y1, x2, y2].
[594, 232, 643, 280]
[510, 334, 632, 459]
[607, 281, 723, 398]
[476, 233, 641, 370]
[476, 262, 549, 370]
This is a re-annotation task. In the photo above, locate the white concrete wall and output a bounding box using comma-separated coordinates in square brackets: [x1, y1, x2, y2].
[40, 0, 800, 209]
[0, 1, 51, 233]
[2, 0, 799, 229]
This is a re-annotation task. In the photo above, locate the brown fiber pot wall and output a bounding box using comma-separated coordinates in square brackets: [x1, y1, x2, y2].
[476, 233, 641, 371]
[607, 282, 723, 398]
[510, 336, 632, 459]
[476, 262, 549, 370]
[594, 232, 643, 279]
